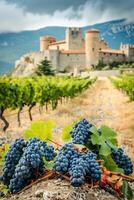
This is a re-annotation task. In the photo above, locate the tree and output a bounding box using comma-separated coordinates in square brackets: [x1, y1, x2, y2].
[95, 58, 106, 70]
[36, 59, 55, 76]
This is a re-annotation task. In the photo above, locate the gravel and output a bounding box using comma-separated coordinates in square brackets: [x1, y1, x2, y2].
[1, 179, 121, 200]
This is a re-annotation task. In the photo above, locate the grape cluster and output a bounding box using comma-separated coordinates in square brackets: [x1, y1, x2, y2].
[9, 139, 45, 193]
[1, 137, 56, 193]
[85, 152, 101, 182]
[1, 139, 26, 185]
[54, 143, 77, 174]
[70, 119, 93, 145]
[111, 148, 133, 175]
[69, 157, 86, 187]
[54, 142, 101, 187]
[69, 152, 101, 186]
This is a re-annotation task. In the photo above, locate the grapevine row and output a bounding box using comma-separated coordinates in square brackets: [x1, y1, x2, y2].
[110, 74, 134, 101]
[0, 76, 96, 131]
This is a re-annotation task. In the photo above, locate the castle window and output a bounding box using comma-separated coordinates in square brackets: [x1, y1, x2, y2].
[92, 48, 94, 52]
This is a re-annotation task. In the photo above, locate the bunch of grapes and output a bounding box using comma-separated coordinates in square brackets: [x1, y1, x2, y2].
[54, 142, 101, 187]
[84, 152, 101, 182]
[69, 152, 101, 186]
[69, 157, 86, 187]
[111, 148, 133, 175]
[1, 137, 56, 193]
[54, 143, 78, 174]
[9, 139, 45, 193]
[1, 139, 26, 185]
[70, 119, 93, 145]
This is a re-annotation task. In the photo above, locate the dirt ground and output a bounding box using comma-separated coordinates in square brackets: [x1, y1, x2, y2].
[0, 77, 134, 160]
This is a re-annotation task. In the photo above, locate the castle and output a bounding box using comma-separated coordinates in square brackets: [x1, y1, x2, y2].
[14, 27, 134, 76]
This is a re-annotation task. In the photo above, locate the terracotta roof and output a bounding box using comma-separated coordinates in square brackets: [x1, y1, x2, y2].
[60, 49, 85, 54]
[86, 29, 100, 33]
[40, 36, 56, 41]
[99, 48, 125, 55]
[49, 40, 66, 45]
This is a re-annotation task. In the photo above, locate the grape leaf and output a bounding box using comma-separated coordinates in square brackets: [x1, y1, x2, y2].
[100, 125, 118, 147]
[101, 155, 124, 172]
[24, 120, 55, 141]
[90, 126, 100, 145]
[121, 181, 133, 200]
[90, 125, 118, 156]
[61, 124, 73, 142]
[61, 120, 79, 142]
[99, 142, 111, 156]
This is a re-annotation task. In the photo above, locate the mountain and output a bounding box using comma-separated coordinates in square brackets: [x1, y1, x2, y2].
[0, 19, 134, 74]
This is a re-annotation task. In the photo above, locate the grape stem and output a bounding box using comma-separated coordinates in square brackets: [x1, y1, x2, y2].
[109, 171, 134, 182]
[102, 167, 134, 182]
[55, 172, 70, 181]
[97, 160, 103, 163]
[46, 139, 62, 147]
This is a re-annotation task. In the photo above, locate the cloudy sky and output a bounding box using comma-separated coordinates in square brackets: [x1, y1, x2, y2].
[0, 0, 134, 32]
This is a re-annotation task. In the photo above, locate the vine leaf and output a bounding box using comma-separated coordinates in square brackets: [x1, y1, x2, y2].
[90, 126, 100, 145]
[24, 120, 55, 141]
[121, 180, 133, 200]
[102, 155, 124, 173]
[100, 125, 118, 147]
[99, 143, 111, 156]
[90, 125, 118, 156]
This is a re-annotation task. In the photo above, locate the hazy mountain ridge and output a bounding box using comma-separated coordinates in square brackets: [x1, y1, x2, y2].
[0, 19, 134, 74]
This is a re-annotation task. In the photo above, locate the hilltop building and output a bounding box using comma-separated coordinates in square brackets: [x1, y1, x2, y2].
[14, 27, 134, 76]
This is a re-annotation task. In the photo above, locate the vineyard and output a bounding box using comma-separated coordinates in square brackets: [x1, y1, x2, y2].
[110, 74, 134, 101]
[0, 75, 134, 200]
[0, 76, 96, 131]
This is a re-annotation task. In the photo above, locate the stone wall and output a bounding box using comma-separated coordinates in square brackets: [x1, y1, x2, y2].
[99, 52, 125, 64]
[59, 53, 85, 72]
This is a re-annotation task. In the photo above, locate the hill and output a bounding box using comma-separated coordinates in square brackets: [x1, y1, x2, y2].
[0, 19, 134, 74]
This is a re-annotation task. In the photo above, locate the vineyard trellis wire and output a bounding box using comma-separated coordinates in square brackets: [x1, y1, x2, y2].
[0, 75, 96, 131]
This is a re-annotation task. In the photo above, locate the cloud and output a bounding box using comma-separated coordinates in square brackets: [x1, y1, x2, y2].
[0, 0, 134, 33]
[4, 0, 87, 14]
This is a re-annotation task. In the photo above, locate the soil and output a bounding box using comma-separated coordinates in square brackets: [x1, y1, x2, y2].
[1, 179, 119, 200]
[0, 77, 134, 200]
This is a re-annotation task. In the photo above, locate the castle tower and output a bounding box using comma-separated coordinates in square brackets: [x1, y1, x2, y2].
[40, 36, 56, 51]
[85, 29, 100, 67]
[66, 27, 83, 50]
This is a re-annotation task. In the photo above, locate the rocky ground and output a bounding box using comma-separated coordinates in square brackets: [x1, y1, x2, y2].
[1, 179, 120, 200]
[0, 77, 134, 199]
